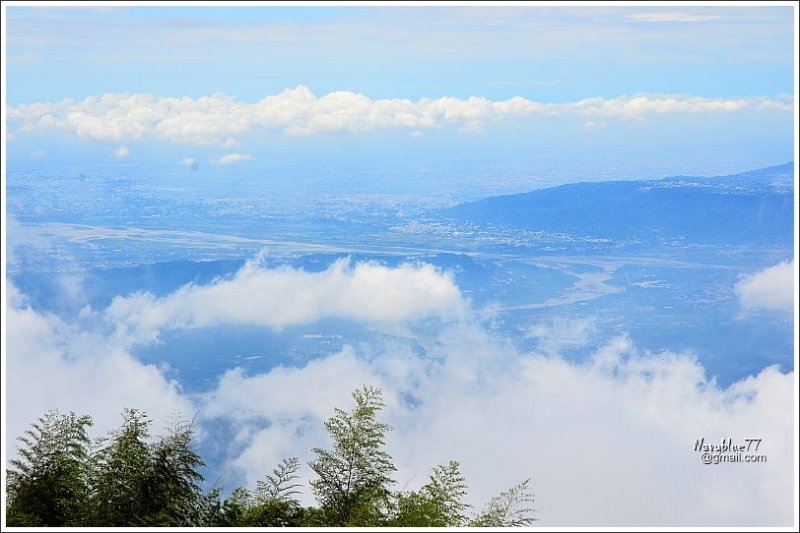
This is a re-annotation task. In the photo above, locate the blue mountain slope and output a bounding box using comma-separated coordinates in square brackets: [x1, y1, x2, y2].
[444, 163, 794, 245]
[662, 162, 793, 192]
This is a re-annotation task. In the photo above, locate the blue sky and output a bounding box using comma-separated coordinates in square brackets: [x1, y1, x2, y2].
[3, 4, 797, 184]
[5, 5, 794, 103]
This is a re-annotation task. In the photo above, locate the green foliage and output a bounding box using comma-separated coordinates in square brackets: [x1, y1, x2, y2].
[205, 458, 306, 527]
[386, 489, 443, 527]
[145, 416, 207, 525]
[185, 487, 229, 527]
[89, 408, 154, 525]
[208, 487, 252, 526]
[5, 388, 537, 527]
[6, 410, 93, 527]
[471, 478, 537, 527]
[309, 386, 396, 526]
[423, 461, 470, 526]
[386, 460, 469, 527]
[256, 457, 302, 503]
[238, 457, 305, 526]
[236, 498, 306, 527]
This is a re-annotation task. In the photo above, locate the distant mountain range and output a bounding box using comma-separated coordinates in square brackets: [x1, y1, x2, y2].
[444, 163, 794, 245]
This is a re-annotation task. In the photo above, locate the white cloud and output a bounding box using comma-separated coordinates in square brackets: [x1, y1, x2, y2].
[105, 257, 465, 341]
[221, 136, 238, 148]
[114, 145, 130, 157]
[526, 316, 599, 355]
[626, 12, 725, 23]
[563, 94, 759, 120]
[200, 324, 794, 526]
[214, 152, 251, 164]
[412, 337, 793, 527]
[181, 157, 196, 166]
[736, 260, 795, 311]
[4, 256, 794, 526]
[7, 88, 791, 145]
[207, 347, 379, 423]
[5, 285, 193, 451]
[582, 120, 604, 131]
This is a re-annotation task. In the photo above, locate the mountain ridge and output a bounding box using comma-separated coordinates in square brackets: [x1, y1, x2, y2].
[444, 163, 794, 245]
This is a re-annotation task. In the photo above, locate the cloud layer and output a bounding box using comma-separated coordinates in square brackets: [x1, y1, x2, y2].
[105, 257, 465, 341]
[7, 87, 792, 145]
[5, 284, 192, 445]
[626, 12, 725, 23]
[214, 152, 250, 164]
[201, 324, 795, 527]
[736, 260, 795, 311]
[5, 258, 794, 526]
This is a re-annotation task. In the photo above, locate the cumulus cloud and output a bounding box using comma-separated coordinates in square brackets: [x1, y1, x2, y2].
[626, 12, 725, 23]
[105, 257, 465, 341]
[7, 87, 791, 145]
[200, 323, 794, 526]
[412, 337, 793, 526]
[526, 316, 599, 355]
[214, 152, 251, 164]
[582, 120, 605, 131]
[181, 157, 197, 167]
[736, 260, 795, 311]
[5, 284, 193, 450]
[4, 260, 794, 526]
[114, 145, 130, 157]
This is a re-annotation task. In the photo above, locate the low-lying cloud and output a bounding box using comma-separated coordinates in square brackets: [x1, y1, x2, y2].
[5, 258, 794, 526]
[5, 284, 192, 447]
[200, 325, 794, 527]
[214, 152, 250, 164]
[105, 257, 465, 342]
[736, 259, 795, 311]
[7, 87, 792, 145]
